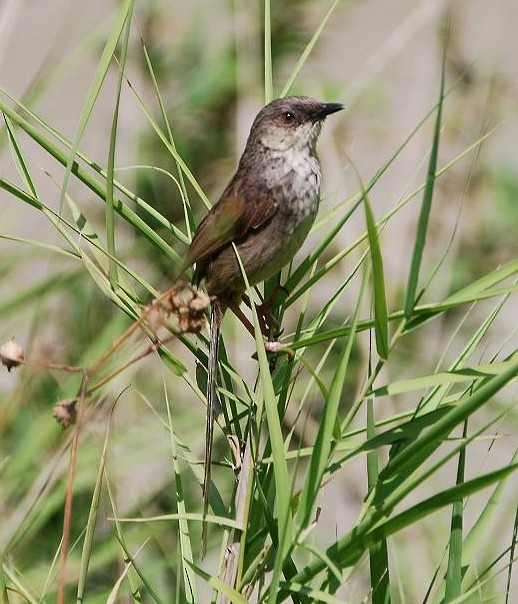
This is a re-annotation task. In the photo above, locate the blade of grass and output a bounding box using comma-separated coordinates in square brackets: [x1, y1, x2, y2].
[251, 302, 293, 603]
[281, 464, 517, 599]
[0, 560, 7, 604]
[187, 561, 248, 604]
[367, 396, 391, 603]
[121, 72, 210, 211]
[404, 32, 447, 317]
[3, 114, 38, 198]
[0, 99, 182, 261]
[505, 504, 518, 604]
[105, 539, 149, 604]
[281, 0, 340, 97]
[462, 449, 518, 585]
[233, 244, 293, 601]
[264, 0, 273, 103]
[287, 127, 497, 309]
[1, 85, 189, 243]
[295, 266, 368, 532]
[362, 187, 389, 359]
[164, 383, 198, 603]
[140, 40, 193, 237]
[59, 0, 134, 215]
[77, 405, 116, 603]
[370, 354, 518, 398]
[380, 358, 518, 482]
[105, 1, 135, 285]
[106, 484, 162, 603]
[443, 421, 467, 601]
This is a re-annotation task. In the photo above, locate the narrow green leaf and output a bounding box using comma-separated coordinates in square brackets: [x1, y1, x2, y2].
[462, 449, 518, 582]
[165, 385, 197, 603]
[370, 355, 518, 398]
[105, 1, 135, 285]
[59, 0, 134, 214]
[123, 69, 210, 211]
[295, 267, 368, 532]
[505, 505, 518, 604]
[140, 41, 192, 237]
[370, 465, 518, 554]
[443, 422, 467, 601]
[0, 98, 181, 262]
[404, 41, 447, 317]
[381, 359, 518, 481]
[0, 559, 8, 604]
[187, 561, 248, 604]
[77, 414, 112, 603]
[282, 464, 517, 597]
[281, 0, 340, 97]
[367, 398, 391, 603]
[264, 0, 273, 103]
[3, 114, 38, 198]
[363, 190, 389, 359]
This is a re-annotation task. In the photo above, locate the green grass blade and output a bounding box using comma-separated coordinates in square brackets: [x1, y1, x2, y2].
[367, 398, 391, 603]
[281, 0, 340, 97]
[370, 355, 518, 398]
[1, 85, 188, 243]
[404, 40, 447, 317]
[59, 0, 134, 214]
[282, 464, 517, 597]
[187, 561, 248, 603]
[264, 0, 273, 102]
[381, 359, 518, 481]
[165, 385, 197, 603]
[105, 1, 135, 285]
[0, 99, 181, 263]
[77, 413, 112, 603]
[462, 448, 518, 586]
[0, 559, 8, 604]
[251, 304, 293, 602]
[443, 422, 467, 601]
[232, 242, 293, 601]
[3, 114, 38, 198]
[505, 505, 518, 604]
[123, 70, 210, 211]
[295, 267, 368, 532]
[140, 41, 192, 237]
[363, 188, 389, 359]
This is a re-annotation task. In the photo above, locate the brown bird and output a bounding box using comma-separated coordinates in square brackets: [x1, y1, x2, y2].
[182, 96, 343, 551]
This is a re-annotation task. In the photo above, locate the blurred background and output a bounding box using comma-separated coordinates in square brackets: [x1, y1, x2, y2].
[0, 0, 516, 601]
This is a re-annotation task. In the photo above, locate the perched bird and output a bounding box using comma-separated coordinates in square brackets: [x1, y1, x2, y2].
[182, 96, 343, 551]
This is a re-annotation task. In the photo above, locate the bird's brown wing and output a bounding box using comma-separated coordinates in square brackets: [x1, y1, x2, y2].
[183, 181, 278, 272]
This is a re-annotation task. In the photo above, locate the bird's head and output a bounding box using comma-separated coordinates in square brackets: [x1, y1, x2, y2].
[247, 96, 343, 154]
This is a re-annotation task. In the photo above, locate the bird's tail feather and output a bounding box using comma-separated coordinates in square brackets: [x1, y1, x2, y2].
[201, 301, 221, 557]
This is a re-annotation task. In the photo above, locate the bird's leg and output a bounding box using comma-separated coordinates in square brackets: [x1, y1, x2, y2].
[240, 284, 288, 338]
[230, 303, 284, 353]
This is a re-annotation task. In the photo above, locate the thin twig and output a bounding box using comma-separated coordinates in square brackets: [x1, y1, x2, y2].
[57, 370, 89, 604]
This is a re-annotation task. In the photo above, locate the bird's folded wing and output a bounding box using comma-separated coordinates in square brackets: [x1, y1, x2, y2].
[184, 184, 278, 270]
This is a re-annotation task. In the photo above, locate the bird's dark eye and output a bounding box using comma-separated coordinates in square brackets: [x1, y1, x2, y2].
[282, 111, 294, 122]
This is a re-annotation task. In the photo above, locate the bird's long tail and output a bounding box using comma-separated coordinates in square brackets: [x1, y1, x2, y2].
[202, 300, 221, 557]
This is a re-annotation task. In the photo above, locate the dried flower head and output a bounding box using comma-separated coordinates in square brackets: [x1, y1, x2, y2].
[0, 338, 24, 371]
[152, 281, 210, 334]
[53, 399, 78, 428]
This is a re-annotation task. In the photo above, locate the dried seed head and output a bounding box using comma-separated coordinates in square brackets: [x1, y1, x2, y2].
[53, 399, 78, 428]
[146, 301, 166, 333]
[0, 338, 24, 371]
[154, 281, 209, 334]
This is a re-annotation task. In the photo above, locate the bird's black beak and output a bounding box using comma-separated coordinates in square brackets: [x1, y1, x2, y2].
[313, 102, 344, 122]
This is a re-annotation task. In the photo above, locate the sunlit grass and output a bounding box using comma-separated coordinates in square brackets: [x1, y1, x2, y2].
[0, 2, 516, 603]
